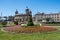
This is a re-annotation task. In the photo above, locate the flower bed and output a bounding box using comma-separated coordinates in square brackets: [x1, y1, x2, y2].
[3, 25, 57, 33]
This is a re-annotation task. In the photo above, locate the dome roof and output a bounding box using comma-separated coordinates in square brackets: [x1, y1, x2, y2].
[15, 9, 18, 14]
[25, 7, 29, 11]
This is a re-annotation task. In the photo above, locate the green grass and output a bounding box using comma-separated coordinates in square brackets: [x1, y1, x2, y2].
[43, 24, 60, 26]
[0, 27, 60, 40]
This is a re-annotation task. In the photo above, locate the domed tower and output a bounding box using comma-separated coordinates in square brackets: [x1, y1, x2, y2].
[30, 10, 32, 15]
[25, 7, 34, 26]
[15, 9, 18, 15]
[25, 7, 31, 15]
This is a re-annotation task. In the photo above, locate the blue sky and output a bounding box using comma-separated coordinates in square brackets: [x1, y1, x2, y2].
[0, 0, 60, 16]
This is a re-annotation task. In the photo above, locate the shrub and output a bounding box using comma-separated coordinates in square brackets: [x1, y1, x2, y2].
[2, 20, 7, 27]
[0, 22, 2, 25]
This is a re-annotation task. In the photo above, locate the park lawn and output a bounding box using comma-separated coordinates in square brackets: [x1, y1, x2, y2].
[0, 27, 60, 40]
[44, 23, 60, 26]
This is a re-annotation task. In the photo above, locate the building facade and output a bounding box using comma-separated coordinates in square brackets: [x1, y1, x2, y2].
[35, 12, 60, 22]
[14, 7, 32, 24]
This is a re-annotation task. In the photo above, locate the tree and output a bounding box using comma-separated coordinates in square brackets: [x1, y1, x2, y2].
[43, 18, 52, 22]
[2, 20, 7, 27]
[45, 18, 52, 22]
[27, 16, 34, 26]
[14, 20, 18, 25]
[46, 18, 50, 22]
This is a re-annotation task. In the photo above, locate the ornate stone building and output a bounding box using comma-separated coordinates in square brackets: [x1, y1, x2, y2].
[14, 7, 32, 24]
[35, 12, 60, 22]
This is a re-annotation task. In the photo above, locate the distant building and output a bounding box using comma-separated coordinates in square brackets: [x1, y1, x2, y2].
[14, 7, 32, 24]
[7, 16, 14, 21]
[35, 12, 60, 22]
